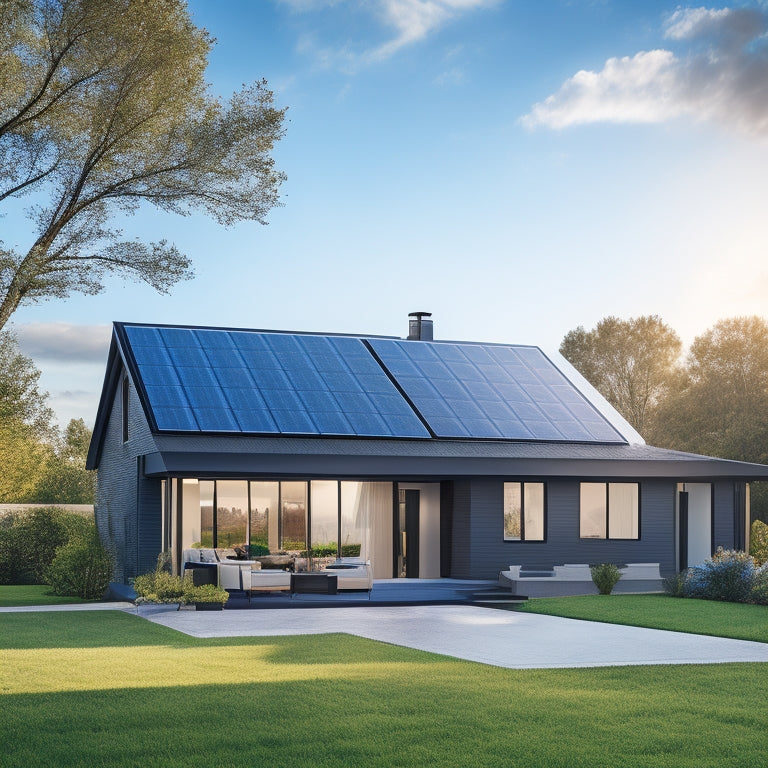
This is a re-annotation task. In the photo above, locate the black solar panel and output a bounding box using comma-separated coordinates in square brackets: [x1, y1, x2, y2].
[124, 326, 430, 437]
[368, 338, 624, 442]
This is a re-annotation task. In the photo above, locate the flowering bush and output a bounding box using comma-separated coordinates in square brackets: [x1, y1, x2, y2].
[666, 548, 768, 604]
[688, 548, 756, 602]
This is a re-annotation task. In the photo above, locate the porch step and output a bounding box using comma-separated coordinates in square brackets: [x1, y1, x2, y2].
[518, 567, 555, 578]
[470, 590, 528, 604]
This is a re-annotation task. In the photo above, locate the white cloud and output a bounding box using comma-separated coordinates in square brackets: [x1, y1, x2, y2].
[14, 322, 111, 363]
[286, 0, 497, 69]
[522, 5, 768, 135]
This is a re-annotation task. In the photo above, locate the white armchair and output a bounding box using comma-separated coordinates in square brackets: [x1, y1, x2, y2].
[321, 560, 373, 591]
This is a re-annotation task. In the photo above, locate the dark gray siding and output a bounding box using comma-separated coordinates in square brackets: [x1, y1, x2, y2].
[136, 459, 162, 575]
[450, 481, 473, 579]
[713, 481, 737, 551]
[94, 370, 158, 582]
[457, 479, 678, 580]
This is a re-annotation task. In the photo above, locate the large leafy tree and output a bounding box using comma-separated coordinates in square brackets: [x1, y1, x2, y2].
[559, 315, 682, 436]
[0, 327, 54, 501]
[0, 327, 54, 438]
[655, 316, 768, 464]
[0, 0, 286, 331]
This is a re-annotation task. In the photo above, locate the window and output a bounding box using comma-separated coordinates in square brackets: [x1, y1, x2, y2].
[580, 482, 639, 540]
[504, 482, 545, 541]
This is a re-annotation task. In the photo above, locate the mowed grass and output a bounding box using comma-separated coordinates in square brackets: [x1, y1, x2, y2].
[0, 584, 93, 607]
[2, 611, 768, 768]
[518, 594, 768, 643]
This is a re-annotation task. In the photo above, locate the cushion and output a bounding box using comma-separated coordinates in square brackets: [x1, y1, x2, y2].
[199, 549, 216, 563]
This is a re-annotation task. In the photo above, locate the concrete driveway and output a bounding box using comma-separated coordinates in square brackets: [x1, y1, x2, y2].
[136, 603, 768, 669]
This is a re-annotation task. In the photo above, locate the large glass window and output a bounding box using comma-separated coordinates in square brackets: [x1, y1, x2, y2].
[340, 482, 364, 558]
[504, 482, 545, 541]
[580, 482, 639, 540]
[249, 481, 278, 554]
[310, 481, 339, 555]
[182, 479, 393, 573]
[215, 480, 248, 548]
[200, 480, 214, 547]
[280, 481, 307, 552]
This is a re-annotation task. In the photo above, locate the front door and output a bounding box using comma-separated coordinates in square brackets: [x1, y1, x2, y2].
[396, 489, 420, 578]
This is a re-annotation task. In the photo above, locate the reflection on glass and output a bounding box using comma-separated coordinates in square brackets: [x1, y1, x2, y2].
[340, 482, 363, 558]
[280, 481, 307, 551]
[216, 480, 248, 548]
[503, 483, 522, 540]
[200, 480, 214, 547]
[580, 483, 607, 538]
[250, 481, 278, 554]
[310, 481, 338, 555]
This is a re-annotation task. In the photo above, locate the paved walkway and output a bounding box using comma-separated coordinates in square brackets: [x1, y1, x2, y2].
[5, 602, 768, 669]
[134, 603, 768, 669]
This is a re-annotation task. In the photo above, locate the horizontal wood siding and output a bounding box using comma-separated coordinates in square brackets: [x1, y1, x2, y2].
[136, 463, 162, 575]
[460, 479, 678, 580]
[94, 371, 158, 582]
[450, 480, 472, 579]
[712, 481, 736, 551]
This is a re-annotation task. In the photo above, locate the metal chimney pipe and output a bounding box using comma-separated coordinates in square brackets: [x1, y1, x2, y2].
[407, 311, 433, 341]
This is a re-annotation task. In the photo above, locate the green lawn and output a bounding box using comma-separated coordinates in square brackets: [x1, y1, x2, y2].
[1, 611, 767, 768]
[0, 584, 95, 607]
[518, 594, 768, 643]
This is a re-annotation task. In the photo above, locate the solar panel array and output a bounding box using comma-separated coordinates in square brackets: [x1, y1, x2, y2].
[123, 326, 430, 437]
[368, 339, 623, 442]
[121, 324, 626, 443]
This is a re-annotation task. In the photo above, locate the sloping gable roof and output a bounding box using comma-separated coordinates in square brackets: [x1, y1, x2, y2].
[106, 321, 627, 444]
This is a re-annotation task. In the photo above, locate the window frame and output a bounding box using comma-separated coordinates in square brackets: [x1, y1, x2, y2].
[503, 481, 547, 542]
[579, 482, 641, 541]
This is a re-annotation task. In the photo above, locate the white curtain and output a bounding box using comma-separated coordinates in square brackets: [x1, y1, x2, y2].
[353, 481, 393, 578]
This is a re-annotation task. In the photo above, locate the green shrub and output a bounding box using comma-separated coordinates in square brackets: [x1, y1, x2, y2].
[183, 582, 228, 605]
[590, 563, 622, 595]
[663, 571, 688, 597]
[0, 507, 92, 585]
[133, 570, 188, 604]
[751, 566, 768, 605]
[133, 552, 188, 603]
[750, 519, 768, 566]
[341, 544, 361, 557]
[46, 532, 112, 599]
[248, 543, 270, 556]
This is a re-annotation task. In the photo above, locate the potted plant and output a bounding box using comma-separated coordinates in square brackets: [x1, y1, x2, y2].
[184, 582, 229, 610]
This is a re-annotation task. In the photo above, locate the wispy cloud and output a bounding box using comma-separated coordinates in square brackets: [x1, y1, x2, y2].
[14, 322, 111, 363]
[283, 0, 497, 70]
[522, 5, 768, 135]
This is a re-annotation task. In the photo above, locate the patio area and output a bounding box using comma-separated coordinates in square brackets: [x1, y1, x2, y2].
[137, 602, 768, 669]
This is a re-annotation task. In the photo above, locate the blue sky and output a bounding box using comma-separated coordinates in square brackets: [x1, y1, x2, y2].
[9, 0, 768, 427]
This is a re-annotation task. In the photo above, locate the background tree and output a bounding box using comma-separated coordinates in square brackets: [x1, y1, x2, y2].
[559, 315, 682, 436]
[655, 316, 768, 464]
[0, 328, 54, 501]
[0, 0, 286, 332]
[35, 417, 95, 503]
[0, 329, 94, 503]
